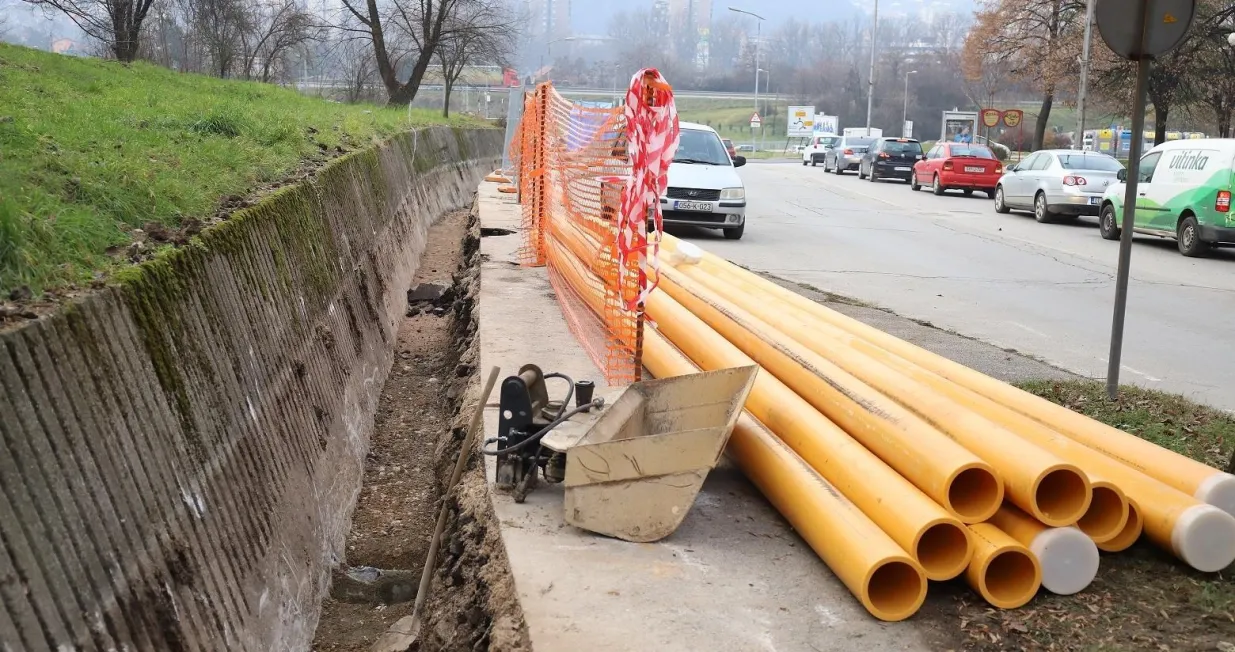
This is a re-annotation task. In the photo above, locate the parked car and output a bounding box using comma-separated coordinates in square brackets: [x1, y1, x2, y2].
[912, 143, 1004, 196]
[822, 136, 876, 174]
[802, 133, 841, 166]
[722, 138, 737, 160]
[993, 150, 1124, 223]
[659, 122, 748, 240]
[858, 137, 924, 183]
[1099, 138, 1235, 256]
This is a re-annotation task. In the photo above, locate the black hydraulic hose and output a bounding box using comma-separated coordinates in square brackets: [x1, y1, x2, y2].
[482, 399, 605, 456]
[543, 372, 574, 419]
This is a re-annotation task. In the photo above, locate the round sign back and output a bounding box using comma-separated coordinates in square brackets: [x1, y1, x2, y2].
[1096, 0, 1197, 60]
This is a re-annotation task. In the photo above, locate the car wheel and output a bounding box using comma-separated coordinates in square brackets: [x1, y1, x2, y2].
[1178, 215, 1206, 257]
[910, 172, 922, 191]
[994, 186, 1010, 214]
[932, 175, 945, 196]
[1034, 192, 1055, 223]
[963, 189, 974, 197]
[723, 224, 745, 240]
[858, 165, 868, 180]
[1099, 203, 1120, 240]
[985, 188, 997, 199]
[833, 159, 844, 175]
[803, 159, 809, 166]
[869, 166, 879, 182]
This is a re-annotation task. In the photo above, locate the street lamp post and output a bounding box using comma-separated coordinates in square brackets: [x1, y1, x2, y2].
[729, 6, 766, 113]
[1075, 0, 1097, 149]
[866, 0, 880, 136]
[902, 70, 917, 137]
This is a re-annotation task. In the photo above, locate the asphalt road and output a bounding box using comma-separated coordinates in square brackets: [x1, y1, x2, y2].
[669, 159, 1235, 411]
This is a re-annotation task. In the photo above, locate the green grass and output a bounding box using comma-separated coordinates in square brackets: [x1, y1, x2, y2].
[1015, 379, 1235, 470]
[0, 43, 472, 295]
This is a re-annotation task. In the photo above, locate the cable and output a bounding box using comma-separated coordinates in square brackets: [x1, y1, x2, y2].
[543, 372, 574, 418]
[481, 399, 605, 456]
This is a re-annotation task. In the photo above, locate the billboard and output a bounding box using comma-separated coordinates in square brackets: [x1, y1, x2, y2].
[788, 105, 816, 137]
[941, 110, 979, 143]
[813, 114, 839, 135]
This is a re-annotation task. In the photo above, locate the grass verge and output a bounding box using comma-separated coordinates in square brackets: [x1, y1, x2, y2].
[921, 379, 1235, 651]
[0, 43, 473, 295]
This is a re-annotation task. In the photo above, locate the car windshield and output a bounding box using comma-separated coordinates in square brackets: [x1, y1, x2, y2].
[675, 129, 731, 165]
[846, 137, 875, 148]
[817, 136, 840, 147]
[1057, 154, 1123, 171]
[950, 146, 995, 158]
[883, 140, 922, 154]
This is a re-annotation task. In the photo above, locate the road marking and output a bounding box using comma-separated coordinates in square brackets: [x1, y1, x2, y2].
[1096, 356, 1163, 382]
[1009, 322, 1049, 338]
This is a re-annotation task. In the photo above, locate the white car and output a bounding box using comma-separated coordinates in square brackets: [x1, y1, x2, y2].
[802, 133, 841, 166]
[659, 122, 748, 240]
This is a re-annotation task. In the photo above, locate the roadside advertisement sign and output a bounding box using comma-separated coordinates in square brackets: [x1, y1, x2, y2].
[941, 111, 979, 143]
[981, 109, 1002, 128]
[1003, 110, 1024, 128]
[787, 105, 815, 137]
[813, 114, 839, 135]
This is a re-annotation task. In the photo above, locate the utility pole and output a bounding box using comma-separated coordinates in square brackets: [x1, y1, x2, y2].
[902, 70, 917, 137]
[866, 0, 880, 136]
[1076, 0, 1097, 149]
[729, 7, 766, 112]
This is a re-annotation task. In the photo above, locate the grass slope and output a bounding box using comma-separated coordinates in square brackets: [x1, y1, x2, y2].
[0, 43, 469, 295]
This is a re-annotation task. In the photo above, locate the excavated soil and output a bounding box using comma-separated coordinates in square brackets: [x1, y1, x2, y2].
[312, 206, 528, 652]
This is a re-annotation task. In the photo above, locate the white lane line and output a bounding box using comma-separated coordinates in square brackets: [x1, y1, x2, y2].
[1009, 322, 1049, 338]
[1096, 356, 1163, 382]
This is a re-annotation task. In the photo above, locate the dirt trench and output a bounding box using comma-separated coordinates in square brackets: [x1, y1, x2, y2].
[312, 205, 529, 652]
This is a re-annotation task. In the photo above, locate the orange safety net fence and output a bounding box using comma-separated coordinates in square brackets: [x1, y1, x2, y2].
[509, 74, 678, 385]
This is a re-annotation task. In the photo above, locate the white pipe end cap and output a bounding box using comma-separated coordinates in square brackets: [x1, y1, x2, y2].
[669, 241, 704, 265]
[1195, 472, 1235, 519]
[1030, 527, 1099, 595]
[1173, 504, 1235, 573]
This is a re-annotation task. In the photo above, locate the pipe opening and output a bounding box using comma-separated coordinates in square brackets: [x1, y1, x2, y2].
[916, 522, 972, 580]
[1034, 468, 1090, 525]
[867, 561, 925, 621]
[983, 549, 1039, 608]
[1076, 485, 1127, 543]
[1098, 501, 1142, 553]
[948, 467, 1002, 522]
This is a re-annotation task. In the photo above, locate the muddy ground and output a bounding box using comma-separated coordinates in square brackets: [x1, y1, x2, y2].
[312, 206, 528, 652]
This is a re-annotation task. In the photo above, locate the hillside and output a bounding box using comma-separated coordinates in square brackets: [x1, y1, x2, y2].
[0, 43, 468, 296]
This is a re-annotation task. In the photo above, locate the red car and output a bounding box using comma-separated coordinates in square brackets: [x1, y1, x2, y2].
[722, 138, 737, 160]
[911, 143, 1004, 197]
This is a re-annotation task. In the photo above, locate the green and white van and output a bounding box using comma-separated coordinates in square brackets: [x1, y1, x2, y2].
[1099, 139, 1235, 256]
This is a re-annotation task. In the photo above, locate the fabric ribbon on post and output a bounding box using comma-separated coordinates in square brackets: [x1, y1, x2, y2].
[618, 68, 680, 311]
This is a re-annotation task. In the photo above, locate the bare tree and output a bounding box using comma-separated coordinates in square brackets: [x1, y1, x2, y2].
[970, 0, 1087, 150]
[339, 0, 515, 106]
[240, 0, 314, 82]
[23, 0, 156, 61]
[436, 1, 513, 117]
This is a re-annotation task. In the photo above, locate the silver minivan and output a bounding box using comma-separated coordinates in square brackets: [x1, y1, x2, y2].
[993, 150, 1125, 223]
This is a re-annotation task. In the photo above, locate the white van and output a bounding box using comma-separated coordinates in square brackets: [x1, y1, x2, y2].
[1099, 138, 1235, 256]
[659, 122, 749, 240]
[802, 133, 841, 166]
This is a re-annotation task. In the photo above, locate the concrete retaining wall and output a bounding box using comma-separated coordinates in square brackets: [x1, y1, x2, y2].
[0, 126, 503, 651]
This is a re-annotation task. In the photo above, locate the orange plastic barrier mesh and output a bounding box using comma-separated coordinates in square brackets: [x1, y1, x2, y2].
[510, 76, 676, 384]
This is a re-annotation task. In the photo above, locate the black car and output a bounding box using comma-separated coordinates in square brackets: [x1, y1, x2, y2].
[859, 138, 925, 183]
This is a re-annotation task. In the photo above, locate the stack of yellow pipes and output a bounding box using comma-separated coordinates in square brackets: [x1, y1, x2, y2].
[637, 233, 1235, 622]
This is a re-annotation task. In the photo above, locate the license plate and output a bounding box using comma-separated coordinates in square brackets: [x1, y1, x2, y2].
[674, 200, 714, 212]
[894, 166, 911, 172]
[964, 166, 985, 173]
[1088, 197, 1100, 206]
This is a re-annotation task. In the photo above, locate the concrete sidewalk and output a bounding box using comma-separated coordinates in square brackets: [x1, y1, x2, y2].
[475, 183, 1073, 651]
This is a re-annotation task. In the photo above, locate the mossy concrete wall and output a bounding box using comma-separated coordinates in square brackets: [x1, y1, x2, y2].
[0, 126, 503, 651]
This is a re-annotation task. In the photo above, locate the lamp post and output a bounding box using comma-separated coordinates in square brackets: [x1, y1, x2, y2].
[866, 0, 880, 136]
[729, 6, 766, 112]
[902, 70, 917, 137]
[1075, 0, 1096, 149]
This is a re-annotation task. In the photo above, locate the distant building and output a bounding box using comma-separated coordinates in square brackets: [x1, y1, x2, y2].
[528, 0, 572, 43]
[667, 0, 712, 69]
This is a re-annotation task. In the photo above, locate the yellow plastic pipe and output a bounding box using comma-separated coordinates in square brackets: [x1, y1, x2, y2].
[755, 311, 1235, 571]
[661, 235, 1235, 518]
[659, 264, 1090, 528]
[1097, 499, 1143, 553]
[645, 275, 1003, 523]
[642, 331, 927, 621]
[765, 311, 1130, 545]
[965, 523, 1042, 609]
[988, 505, 1098, 595]
[645, 290, 973, 580]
